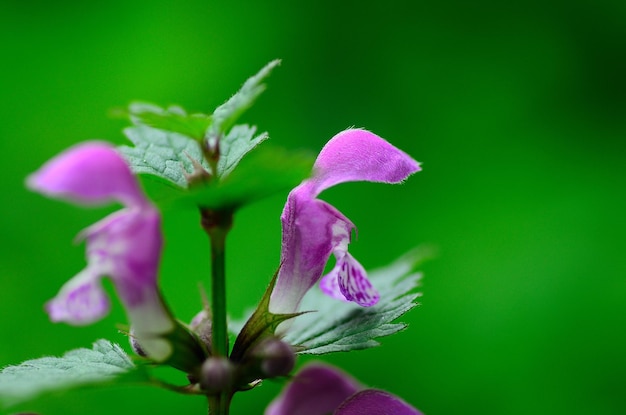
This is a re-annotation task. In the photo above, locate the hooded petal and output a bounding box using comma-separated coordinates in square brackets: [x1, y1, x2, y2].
[26, 141, 145, 207]
[265, 363, 361, 415]
[310, 129, 420, 196]
[335, 389, 423, 415]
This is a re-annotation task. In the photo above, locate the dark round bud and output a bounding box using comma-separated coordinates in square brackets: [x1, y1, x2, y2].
[200, 356, 233, 393]
[255, 338, 296, 378]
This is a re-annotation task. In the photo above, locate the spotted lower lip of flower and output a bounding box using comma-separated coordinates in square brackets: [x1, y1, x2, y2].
[27, 142, 175, 361]
[269, 128, 420, 315]
[265, 362, 422, 415]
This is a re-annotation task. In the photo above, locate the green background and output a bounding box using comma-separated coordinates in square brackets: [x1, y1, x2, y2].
[1, 1, 625, 414]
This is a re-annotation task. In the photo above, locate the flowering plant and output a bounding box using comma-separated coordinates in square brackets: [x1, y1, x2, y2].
[1, 61, 426, 415]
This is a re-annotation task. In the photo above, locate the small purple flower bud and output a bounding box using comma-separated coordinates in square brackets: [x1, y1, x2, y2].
[254, 338, 296, 378]
[201, 356, 233, 393]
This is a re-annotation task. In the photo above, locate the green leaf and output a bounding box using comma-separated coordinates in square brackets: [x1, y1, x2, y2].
[119, 132, 313, 211]
[128, 102, 213, 140]
[117, 117, 270, 188]
[217, 124, 268, 179]
[0, 340, 143, 408]
[118, 124, 208, 188]
[182, 146, 314, 210]
[118, 60, 280, 188]
[209, 59, 280, 137]
[229, 270, 305, 364]
[284, 247, 432, 355]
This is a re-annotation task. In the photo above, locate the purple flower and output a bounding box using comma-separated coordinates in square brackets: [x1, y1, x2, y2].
[27, 142, 174, 361]
[265, 363, 422, 415]
[269, 129, 420, 314]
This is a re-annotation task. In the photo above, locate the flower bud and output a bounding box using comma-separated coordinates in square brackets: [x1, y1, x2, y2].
[200, 356, 233, 393]
[254, 338, 296, 378]
[190, 309, 212, 350]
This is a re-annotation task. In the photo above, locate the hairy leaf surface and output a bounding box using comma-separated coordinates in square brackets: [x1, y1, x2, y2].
[0, 340, 143, 408]
[284, 248, 430, 354]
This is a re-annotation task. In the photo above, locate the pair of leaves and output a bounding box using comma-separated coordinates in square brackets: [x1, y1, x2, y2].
[0, 340, 144, 409]
[118, 60, 311, 211]
[120, 109, 269, 187]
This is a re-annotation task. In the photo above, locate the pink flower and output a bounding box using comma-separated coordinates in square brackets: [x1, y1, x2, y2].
[266, 363, 422, 415]
[27, 142, 174, 360]
[269, 129, 420, 314]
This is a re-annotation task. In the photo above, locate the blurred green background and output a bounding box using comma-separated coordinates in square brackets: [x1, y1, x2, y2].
[1, 0, 625, 414]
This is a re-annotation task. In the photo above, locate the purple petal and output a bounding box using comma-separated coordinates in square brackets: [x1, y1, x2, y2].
[270, 197, 355, 314]
[310, 129, 420, 196]
[335, 389, 423, 415]
[45, 267, 111, 325]
[26, 142, 145, 207]
[319, 267, 344, 302]
[265, 363, 361, 415]
[30, 142, 175, 361]
[270, 129, 419, 314]
[85, 208, 174, 360]
[322, 252, 379, 307]
[84, 208, 162, 307]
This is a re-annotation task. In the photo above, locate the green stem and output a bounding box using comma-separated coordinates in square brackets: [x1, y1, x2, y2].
[200, 208, 233, 358]
[208, 393, 232, 415]
[210, 228, 228, 357]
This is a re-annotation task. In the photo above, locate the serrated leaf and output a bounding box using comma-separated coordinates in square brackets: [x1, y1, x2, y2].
[209, 59, 280, 137]
[229, 269, 305, 364]
[217, 124, 268, 179]
[118, 124, 207, 188]
[128, 102, 212, 140]
[118, 131, 313, 211]
[0, 340, 143, 408]
[118, 61, 279, 188]
[284, 247, 432, 355]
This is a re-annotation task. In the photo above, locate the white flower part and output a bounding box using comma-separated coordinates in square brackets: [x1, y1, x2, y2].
[126, 288, 175, 361]
[319, 220, 352, 301]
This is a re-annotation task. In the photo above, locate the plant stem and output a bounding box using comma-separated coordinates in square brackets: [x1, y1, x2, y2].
[210, 227, 228, 358]
[202, 208, 234, 415]
[200, 208, 233, 358]
[208, 393, 232, 415]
